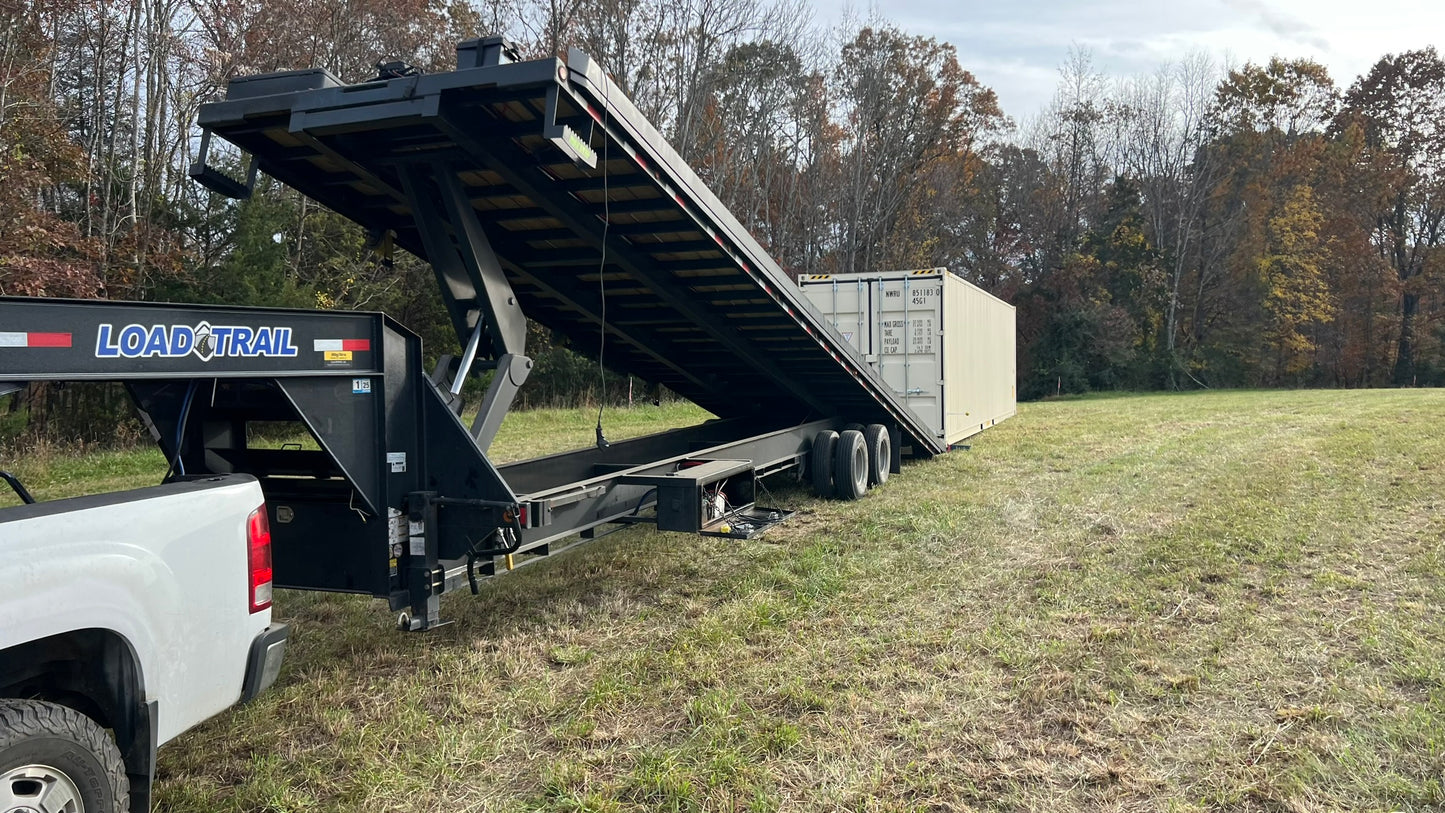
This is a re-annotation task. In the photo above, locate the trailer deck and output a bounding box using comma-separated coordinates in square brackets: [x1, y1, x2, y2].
[192, 39, 943, 458]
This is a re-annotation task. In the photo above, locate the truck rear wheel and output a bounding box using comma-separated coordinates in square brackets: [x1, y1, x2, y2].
[810, 431, 839, 497]
[834, 429, 869, 500]
[864, 424, 890, 487]
[0, 699, 128, 813]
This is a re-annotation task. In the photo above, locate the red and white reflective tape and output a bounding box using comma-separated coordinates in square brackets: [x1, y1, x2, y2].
[0, 332, 72, 348]
[312, 339, 370, 352]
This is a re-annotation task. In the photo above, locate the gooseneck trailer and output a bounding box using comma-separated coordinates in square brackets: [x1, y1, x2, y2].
[0, 38, 1011, 631]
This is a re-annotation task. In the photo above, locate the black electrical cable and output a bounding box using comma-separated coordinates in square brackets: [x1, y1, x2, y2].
[631, 487, 657, 516]
[164, 380, 199, 481]
[755, 475, 789, 512]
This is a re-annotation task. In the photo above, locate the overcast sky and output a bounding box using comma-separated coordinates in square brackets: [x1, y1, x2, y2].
[810, 0, 1443, 120]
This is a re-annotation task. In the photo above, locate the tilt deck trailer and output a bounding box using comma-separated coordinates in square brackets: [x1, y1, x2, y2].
[0, 38, 956, 631]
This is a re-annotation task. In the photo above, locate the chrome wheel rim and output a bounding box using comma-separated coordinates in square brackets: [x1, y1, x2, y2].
[1, 764, 84, 813]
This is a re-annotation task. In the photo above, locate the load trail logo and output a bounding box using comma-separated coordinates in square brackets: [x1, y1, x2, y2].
[95, 322, 298, 360]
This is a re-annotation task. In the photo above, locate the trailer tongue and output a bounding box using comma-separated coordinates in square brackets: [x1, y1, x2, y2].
[1, 39, 955, 631]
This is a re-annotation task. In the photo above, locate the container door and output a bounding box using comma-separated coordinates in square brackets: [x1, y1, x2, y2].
[798, 277, 871, 356]
[872, 276, 944, 438]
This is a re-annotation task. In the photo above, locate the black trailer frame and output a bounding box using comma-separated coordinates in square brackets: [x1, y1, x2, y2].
[0, 38, 942, 630]
[0, 297, 850, 629]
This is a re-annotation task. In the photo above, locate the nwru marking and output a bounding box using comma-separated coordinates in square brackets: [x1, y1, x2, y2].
[95, 322, 299, 360]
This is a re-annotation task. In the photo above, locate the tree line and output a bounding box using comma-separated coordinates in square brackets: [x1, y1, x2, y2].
[2, 0, 1443, 441]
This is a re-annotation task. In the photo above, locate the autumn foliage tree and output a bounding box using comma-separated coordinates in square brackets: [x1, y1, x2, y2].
[0, 0, 102, 297]
[832, 25, 1004, 275]
[1340, 47, 1445, 385]
[1256, 185, 1335, 380]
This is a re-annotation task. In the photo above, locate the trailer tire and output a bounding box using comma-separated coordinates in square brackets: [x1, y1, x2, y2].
[834, 430, 868, 500]
[0, 698, 128, 813]
[864, 424, 890, 487]
[810, 431, 839, 497]
[843, 422, 865, 436]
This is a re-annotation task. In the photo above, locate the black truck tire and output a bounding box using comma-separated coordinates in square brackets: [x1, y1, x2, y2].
[0, 698, 129, 813]
[810, 430, 839, 497]
[834, 429, 869, 500]
[864, 424, 890, 487]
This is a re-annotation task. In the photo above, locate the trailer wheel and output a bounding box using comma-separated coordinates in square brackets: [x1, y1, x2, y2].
[0, 699, 128, 813]
[834, 430, 869, 500]
[864, 424, 890, 487]
[810, 431, 839, 497]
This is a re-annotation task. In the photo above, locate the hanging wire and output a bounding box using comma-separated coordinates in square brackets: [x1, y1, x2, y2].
[165, 380, 199, 480]
[595, 71, 613, 449]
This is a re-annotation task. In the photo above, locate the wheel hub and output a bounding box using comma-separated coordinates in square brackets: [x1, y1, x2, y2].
[1, 764, 83, 813]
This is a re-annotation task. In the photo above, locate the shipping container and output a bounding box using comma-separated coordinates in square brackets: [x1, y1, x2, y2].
[798, 268, 1016, 446]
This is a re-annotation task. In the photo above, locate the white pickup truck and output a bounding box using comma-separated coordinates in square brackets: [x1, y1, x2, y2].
[0, 472, 288, 813]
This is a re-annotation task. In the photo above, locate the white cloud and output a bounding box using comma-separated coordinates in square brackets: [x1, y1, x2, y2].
[1218, 0, 1330, 51]
[811, 0, 1444, 114]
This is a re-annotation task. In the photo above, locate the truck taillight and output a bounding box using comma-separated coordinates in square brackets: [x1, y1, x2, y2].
[247, 506, 273, 613]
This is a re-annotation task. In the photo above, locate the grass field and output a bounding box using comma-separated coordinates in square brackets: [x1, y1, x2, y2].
[10, 390, 1445, 811]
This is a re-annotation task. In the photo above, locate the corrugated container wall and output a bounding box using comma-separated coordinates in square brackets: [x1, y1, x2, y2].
[798, 268, 1016, 446]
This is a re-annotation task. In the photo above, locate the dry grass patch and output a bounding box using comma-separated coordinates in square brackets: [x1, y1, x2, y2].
[15, 390, 1445, 810]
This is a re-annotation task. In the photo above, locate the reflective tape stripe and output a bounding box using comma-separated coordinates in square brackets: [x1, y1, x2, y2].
[314, 338, 371, 352]
[0, 332, 71, 348]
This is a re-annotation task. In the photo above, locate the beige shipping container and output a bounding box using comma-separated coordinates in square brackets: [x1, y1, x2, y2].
[797, 268, 1016, 447]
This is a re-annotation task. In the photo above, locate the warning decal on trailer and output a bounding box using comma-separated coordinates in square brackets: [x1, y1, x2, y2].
[315, 338, 369, 367]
